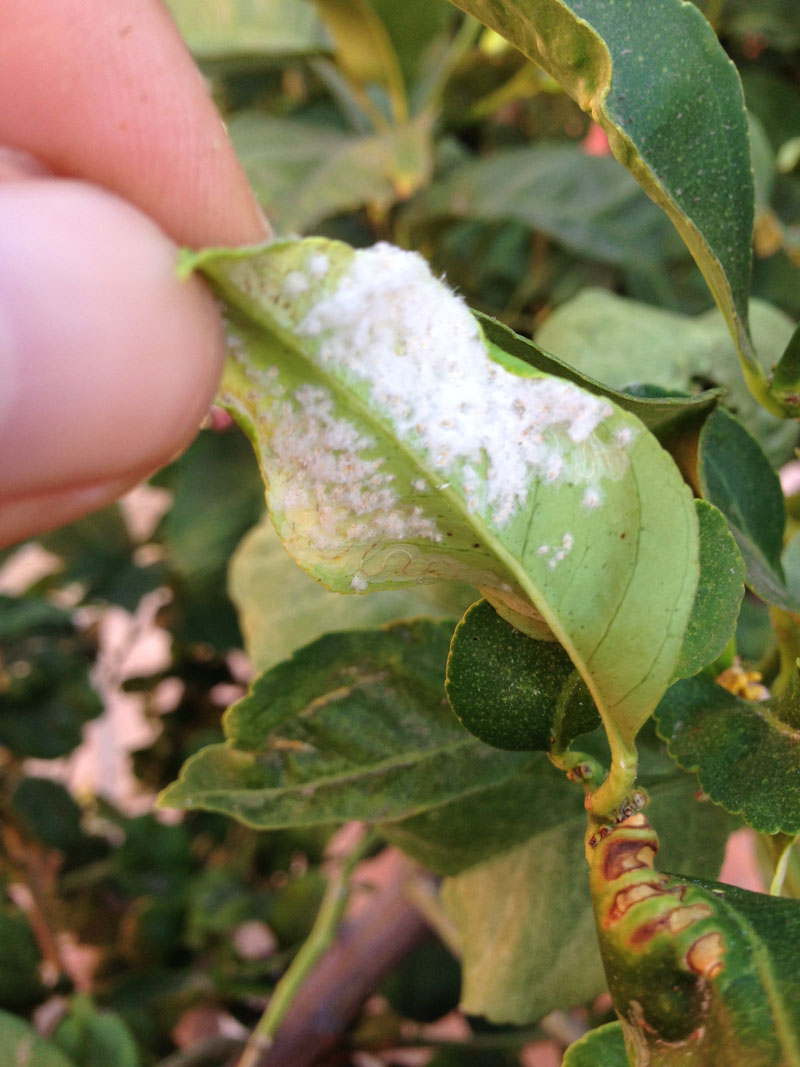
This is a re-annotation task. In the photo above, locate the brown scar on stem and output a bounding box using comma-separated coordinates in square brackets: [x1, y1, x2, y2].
[602, 837, 658, 881]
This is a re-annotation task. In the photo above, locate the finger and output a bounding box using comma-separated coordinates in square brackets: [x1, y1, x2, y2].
[0, 179, 225, 546]
[0, 0, 268, 247]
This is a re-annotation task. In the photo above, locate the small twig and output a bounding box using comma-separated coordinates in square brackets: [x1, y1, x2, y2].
[235, 829, 378, 1067]
[258, 847, 432, 1067]
[769, 833, 798, 897]
[157, 1036, 244, 1067]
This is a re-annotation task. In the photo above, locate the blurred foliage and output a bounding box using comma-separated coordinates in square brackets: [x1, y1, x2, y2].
[1, 0, 799, 1062]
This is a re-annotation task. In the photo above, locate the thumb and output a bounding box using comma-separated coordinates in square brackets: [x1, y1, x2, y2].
[0, 178, 225, 547]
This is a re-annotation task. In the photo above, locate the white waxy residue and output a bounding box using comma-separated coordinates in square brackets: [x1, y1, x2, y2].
[296, 243, 633, 527]
[266, 383, 442, 552]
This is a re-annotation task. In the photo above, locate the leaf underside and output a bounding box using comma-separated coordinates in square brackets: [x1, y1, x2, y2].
[182, 237, 699, 778]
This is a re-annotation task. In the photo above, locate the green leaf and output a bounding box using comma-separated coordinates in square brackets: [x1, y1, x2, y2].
[164, 0, 328, 60]
[698, 407, 797, 611]
[0, 596, 102, 759]
[672, 501, 745, 682]
[314, 0, 408, 121]
[160, 620, 537, 826]
[231, 113, 434, 234]
[655, 670, 800, 835]
[445, 598, 598, 751]
[590, 814, 800, 1064]
[230, 513, 476, 672]
[0, 1011, 76, 1067]
[152, 427, 265, 649]
[184, 236, 700, 812]
[563, 1023, 627, 1067]
[36, 506, 164, 612]
[535, 289, 800, 465]
[442, 766, 732, 1024]
[0, 909, 45, 1007]
[479, 311, 720, 447]
[404, 143, 684, 273]
[441, 0, 764, 406]
[53, 995, 140, 1067]
[771, 322, 800, 416]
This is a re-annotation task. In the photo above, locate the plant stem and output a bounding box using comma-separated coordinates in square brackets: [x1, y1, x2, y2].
[235, 829, 377, 1067]
[769, 834, 799, 897]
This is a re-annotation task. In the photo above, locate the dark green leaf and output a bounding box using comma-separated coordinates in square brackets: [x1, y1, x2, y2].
[0, 1011, 76, 1067]
[53, 995, 140, 1067]
[160, 620, 538, 827]
[442, 0, 764, 403]
[771, 321, 800, 416]
[563, 1023, 627, 1067]
[698, 407, 796, 611]
[445, 598, 598, 751]
[0, 909, 45, 1007]
[656, 670, 800, 834]
[36, 506, 163, 611]
[672, 501, 745, 681]
[405, 143, 684, 272]
[0, 596, 102, 759]
[590, 815, 800, 1064]
[11, 778, 84, 854]
[152, 427, 264, 648]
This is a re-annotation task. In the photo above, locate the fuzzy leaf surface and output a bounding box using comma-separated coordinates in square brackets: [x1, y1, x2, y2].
[563, 1023, 627, 1067]
[160, 620, 536, 827]
[655, 671, 800, 834]
[184, 237, 698, 765]
[443, 0, 758, 387]
[591, 815, 800, 1065]
[445, 597, 598, 751]
[672, 500, 745, 682]
[699, 407, 797, 611]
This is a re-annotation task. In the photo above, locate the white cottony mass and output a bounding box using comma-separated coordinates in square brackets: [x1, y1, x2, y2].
[294, 242, 634, 528]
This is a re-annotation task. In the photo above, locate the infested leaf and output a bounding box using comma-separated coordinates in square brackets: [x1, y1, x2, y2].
[535, 289, 799, 465]
[655, 669, 800, 835]
[182, 236, 699, 809]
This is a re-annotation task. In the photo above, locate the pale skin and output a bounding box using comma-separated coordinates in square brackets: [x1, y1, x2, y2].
[0, 0, 270, 547]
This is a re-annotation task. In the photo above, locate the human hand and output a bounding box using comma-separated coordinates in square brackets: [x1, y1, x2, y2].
[0, 0, 269, 548]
